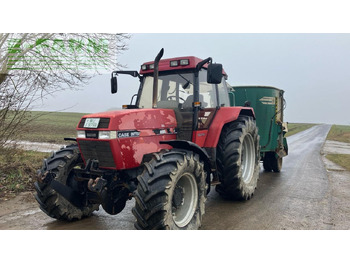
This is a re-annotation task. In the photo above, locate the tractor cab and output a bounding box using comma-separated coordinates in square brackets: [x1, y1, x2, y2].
[111, 54, 231, 142]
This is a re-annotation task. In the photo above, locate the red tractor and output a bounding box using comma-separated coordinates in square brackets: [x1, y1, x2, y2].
[35, 49, 260, 230]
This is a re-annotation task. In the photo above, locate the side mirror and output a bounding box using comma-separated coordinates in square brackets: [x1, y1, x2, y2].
[111, 74, 117, 94]
[207, 63, 223, 84]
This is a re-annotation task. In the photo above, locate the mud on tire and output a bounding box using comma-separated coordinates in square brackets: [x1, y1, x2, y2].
[132, 149, 207, 230]
[34, 145, 99, 221]
[216, 116, 260, 200]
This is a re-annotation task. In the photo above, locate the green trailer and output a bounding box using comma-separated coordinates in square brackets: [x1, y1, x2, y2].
[230, 86, 288, 172]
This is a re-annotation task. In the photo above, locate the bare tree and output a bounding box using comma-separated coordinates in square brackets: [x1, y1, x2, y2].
[0, 33, 130, 146]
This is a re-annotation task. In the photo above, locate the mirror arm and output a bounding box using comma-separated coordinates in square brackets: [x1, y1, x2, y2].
[111, 70, 141, 80]
[195, 57, 212, 77]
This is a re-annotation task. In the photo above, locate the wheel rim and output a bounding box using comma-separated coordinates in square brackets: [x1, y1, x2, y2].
[172, 172, 198, 228]
[241, 133, 256, 183]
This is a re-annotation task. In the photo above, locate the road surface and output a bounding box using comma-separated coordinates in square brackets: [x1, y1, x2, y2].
[1, 124, 349, 229]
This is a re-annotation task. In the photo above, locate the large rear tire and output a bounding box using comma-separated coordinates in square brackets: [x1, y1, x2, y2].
[132, 149, 207, 230]
[216, 116, 260, 200]
[34, 145, 99, 221]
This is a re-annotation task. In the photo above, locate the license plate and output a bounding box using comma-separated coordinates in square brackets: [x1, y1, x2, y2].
[84, 118, 100, 128]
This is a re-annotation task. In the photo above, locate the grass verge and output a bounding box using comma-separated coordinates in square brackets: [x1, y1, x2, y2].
[285, 123, 317, 137]
[0, 148, 49, 199]
[326, 125, 350, 144]
[325, 154, 350, 171]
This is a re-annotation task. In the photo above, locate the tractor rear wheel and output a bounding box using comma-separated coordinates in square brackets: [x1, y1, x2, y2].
[216, 116, 260, 200]
[132, 149, 207, 230]
[34, 145, 99, 221]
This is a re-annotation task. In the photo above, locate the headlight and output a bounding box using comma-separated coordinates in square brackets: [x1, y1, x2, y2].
[77, 131, 86, 138]
[99, 131, 117, 139]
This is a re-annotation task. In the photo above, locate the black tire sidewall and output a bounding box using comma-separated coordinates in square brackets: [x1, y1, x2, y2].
[216, 117, 260, 200]
[133, 150, 207, 230]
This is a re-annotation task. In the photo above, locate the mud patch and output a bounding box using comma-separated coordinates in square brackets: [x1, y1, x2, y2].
[5, 141, 65, 153]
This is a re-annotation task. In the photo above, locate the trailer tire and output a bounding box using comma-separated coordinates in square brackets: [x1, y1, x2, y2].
[263, 154, 272, 172]
[132, 149, 207, 230]
[34, 145, 99, 221]
[216, 116, 260, 200]
[263, 152, 282, 172]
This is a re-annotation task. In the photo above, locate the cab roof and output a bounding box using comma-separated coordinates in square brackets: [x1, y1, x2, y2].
[140, 56, 227, 76]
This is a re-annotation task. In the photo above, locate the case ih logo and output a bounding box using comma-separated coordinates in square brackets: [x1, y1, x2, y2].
[117, 131, 140, 138]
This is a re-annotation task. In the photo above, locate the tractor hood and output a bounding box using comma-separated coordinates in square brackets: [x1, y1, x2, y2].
[77, 108, 177, 131]
[76, 108, 178, 170]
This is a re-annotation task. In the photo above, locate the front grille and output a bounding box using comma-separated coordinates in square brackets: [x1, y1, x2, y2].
[78, 118, 110, 128]
[78, 140, 116, 168]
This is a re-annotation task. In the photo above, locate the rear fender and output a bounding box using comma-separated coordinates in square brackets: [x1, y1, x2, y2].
[203, 107, 255, 148]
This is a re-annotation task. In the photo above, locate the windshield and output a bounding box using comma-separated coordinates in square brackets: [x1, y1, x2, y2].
[138, 73, 194, 109]
[137, 70, 229, 109]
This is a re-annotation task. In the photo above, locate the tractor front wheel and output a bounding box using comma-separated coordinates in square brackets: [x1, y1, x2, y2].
[132, 149, 207, 230]
[34, 145, 99, 221]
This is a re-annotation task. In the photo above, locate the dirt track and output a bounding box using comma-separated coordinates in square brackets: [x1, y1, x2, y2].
[0, 124, 349, 230]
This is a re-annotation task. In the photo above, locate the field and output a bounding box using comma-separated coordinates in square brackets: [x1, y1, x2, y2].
[326, 124, 350, 144]
[285, 123, 317, 137]
[325, 125, 350, 171]
[20, 111, 86, 143]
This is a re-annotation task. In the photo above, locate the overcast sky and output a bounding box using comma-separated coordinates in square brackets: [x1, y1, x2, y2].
[33, 33, 350, 125]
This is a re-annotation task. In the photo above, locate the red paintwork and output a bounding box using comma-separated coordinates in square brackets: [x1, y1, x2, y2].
[76, 105, 255, 170]
[192, 130, 208, 147]
[77, 108, 177, 131]
[203, 107, 255, 148]
[140, 56, 227, 76]
[77, 109, 177, 170]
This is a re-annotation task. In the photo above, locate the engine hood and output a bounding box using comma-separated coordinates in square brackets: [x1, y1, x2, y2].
[77, 108, 177, 131]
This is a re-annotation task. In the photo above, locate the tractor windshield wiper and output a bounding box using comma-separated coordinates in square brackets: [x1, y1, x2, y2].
[178, 74, 193, 89]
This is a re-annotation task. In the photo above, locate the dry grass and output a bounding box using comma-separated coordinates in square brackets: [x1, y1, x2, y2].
[326, 125, 350, 144]
[326, 154, 350, 171]
[0, 148, 48, 199]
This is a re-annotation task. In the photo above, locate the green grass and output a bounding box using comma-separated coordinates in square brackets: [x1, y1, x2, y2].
[285, 123, 317, 137]
[326, 125, 350, 144]
[325, 125, 350, 171]
[325, 154, 350, 171]
[0, 148, 48, 198]
[20, 111, 86, 143]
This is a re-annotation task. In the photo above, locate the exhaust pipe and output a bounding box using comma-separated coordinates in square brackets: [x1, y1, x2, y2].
[152, 48, 164, 108]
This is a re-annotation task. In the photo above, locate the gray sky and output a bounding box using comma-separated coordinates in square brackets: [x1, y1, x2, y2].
[33, 33, 350, 125]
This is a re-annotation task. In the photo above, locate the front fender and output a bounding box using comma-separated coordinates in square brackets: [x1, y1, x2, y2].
[160, 140, 212, 192]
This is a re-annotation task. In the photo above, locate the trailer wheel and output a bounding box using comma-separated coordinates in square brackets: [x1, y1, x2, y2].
[132, 149, 207, 230]
[34, 145, 99, 221]
[216, 116, 260, 200]
[263, 154, 272, 172]
[263, 152, 282, 172]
